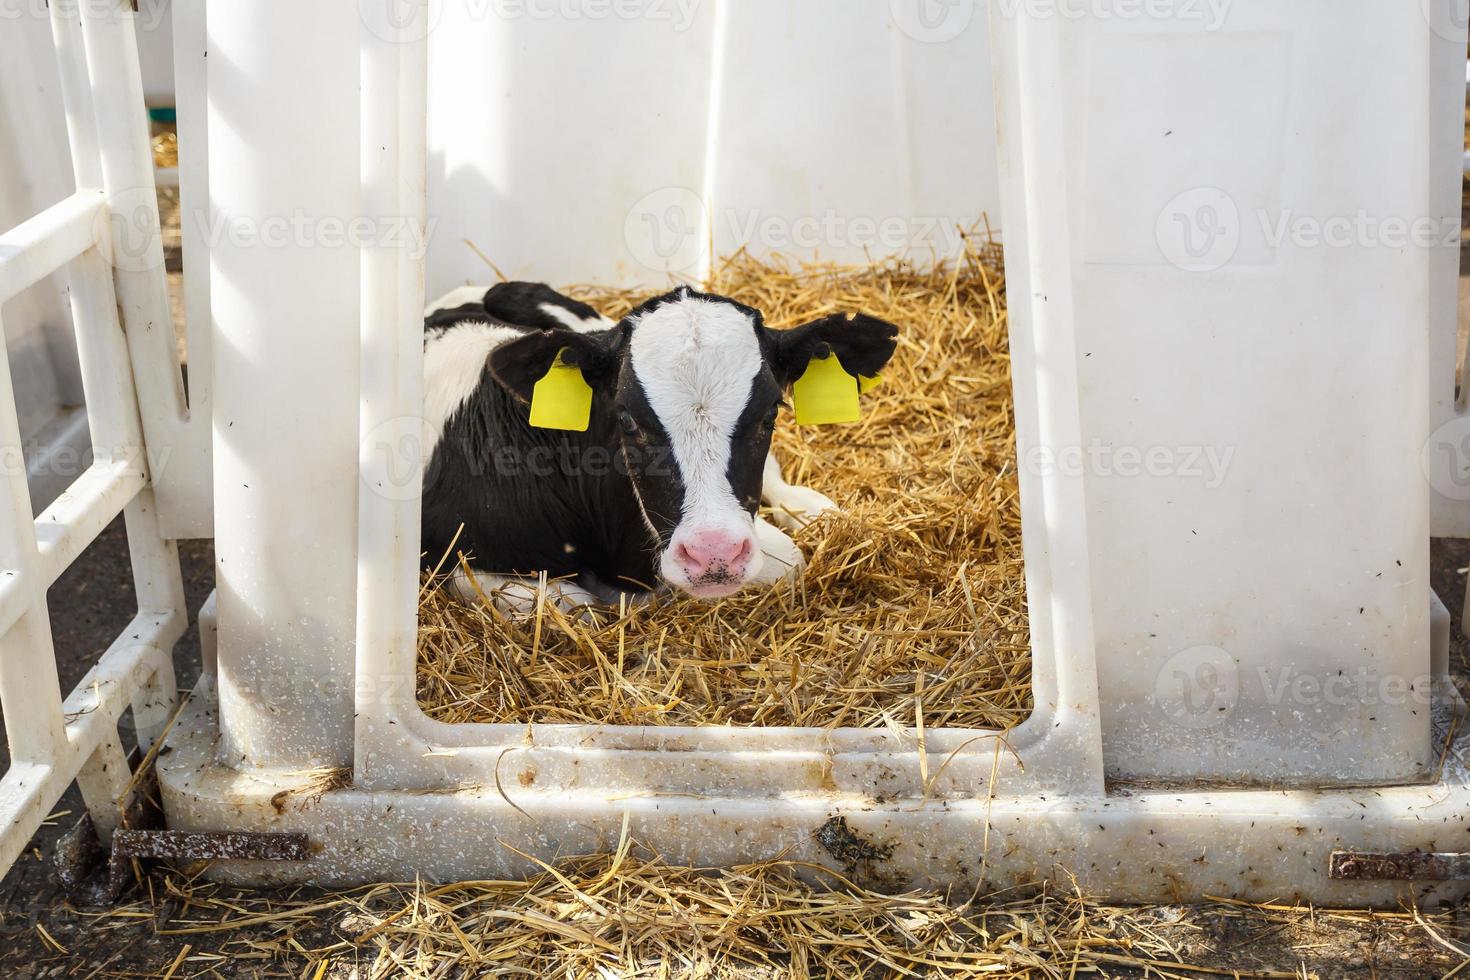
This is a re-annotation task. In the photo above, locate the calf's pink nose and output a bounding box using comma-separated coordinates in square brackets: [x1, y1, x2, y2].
[674, 531, 754, 578]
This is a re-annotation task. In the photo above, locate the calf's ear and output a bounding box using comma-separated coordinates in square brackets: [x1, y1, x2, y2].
[765, 313, 900, 388]
[488, 328, 621, 404]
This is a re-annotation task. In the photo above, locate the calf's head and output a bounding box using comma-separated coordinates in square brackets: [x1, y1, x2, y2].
[489, 288, 898, 598]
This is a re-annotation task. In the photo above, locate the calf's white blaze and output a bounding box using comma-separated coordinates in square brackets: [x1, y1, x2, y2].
[628, 297, 764, 583]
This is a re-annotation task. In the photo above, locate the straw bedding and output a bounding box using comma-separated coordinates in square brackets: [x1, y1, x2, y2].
[416, 240, 1032, 731]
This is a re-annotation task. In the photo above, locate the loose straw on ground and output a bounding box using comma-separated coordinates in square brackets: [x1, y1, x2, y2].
[84, 847, 1466, 979]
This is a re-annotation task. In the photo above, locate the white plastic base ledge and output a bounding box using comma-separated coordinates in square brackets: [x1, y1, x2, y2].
[158, 673, 1470, 906]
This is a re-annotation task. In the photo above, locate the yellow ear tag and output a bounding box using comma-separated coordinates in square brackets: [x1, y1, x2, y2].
[792, 353, 861, 426]
[528, 348, 593, 432]
[859, 374, 881, 394]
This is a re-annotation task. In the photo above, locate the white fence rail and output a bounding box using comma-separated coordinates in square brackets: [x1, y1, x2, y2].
[0, 0, 187, 872]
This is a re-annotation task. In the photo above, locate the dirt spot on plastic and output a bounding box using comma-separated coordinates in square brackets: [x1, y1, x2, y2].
[816, 816, 894, 875]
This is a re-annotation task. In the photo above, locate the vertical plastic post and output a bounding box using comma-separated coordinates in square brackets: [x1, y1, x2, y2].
[354, 2, 428, 787]
[207, 0, 362, 770]
[990, 8, 1107, 795]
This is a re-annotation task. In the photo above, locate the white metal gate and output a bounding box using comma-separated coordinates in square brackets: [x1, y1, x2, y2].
[0, 0, 197, 870]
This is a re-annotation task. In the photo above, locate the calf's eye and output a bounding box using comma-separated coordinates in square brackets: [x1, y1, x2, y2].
[617, 409, 640, 435]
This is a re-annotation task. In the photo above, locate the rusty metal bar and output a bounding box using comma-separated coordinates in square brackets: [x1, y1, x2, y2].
[112, 829, 310, 862]
[1329, 851, 1470, 881]
[59, 815, 312, 905]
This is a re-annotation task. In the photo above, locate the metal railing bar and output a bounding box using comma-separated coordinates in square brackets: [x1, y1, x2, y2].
[0, 762, 58, 877]
[0, 192, 106, 305]
[47, 0, 103, 190]
[77, 0, 191, 469]
[61, 613, 178, 753]
[34, 458, 149, 581]
[0, 616, 174, 869]
[0, 463, 150, 643]
[0, 311, 69, 765]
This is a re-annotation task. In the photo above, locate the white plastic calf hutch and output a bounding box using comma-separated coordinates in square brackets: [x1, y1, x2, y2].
[2, 0, 1469, 907]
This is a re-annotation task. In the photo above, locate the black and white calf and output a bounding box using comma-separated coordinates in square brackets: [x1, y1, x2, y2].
[420, 281, 899, 611]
